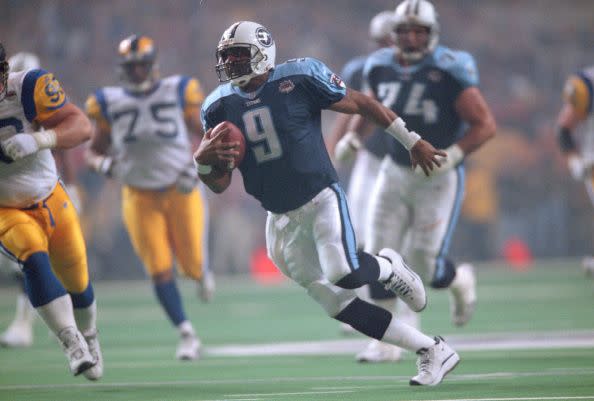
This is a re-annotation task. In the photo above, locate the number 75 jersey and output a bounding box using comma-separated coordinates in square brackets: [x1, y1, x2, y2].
[85, 75, 203, 189]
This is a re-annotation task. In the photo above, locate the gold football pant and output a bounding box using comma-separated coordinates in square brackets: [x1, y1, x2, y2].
[122, 185, 207, 280]
[0, 182, 89, 293]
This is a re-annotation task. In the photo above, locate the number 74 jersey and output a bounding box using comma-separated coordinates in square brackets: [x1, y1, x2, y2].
[85, 75, 203, 189]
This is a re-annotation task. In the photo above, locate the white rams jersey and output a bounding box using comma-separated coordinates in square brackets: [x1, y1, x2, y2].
[86, 75, 204, 190]
[0, 69, 66, 208]
[563, 66, 594, 159]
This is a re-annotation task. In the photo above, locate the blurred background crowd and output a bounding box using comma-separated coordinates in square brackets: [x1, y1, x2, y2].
[2, 0, 593, 279]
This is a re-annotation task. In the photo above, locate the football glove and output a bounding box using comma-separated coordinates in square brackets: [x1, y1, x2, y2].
[0, 130, 56, 161]
[415, 144, 464, 177]
[567, 154, 593, 181]
[334, 131, 362, 164]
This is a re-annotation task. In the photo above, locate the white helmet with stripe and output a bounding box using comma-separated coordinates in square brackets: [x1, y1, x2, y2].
[394, 0, 439, 61]
[216, 21, 276, 87]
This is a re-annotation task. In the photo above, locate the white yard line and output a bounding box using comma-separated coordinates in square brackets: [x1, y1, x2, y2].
[205, 329, 594, 357]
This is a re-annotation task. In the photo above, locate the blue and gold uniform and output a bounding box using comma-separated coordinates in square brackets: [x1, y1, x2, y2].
[562, 66, 594, 192]
[85, 75, 208, 280]
[0, 69, 88, 292]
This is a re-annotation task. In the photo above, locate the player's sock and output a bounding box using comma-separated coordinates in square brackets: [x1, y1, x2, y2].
[71, 284, 97, 334]
[22, 252, 77, 335]
[153, 278, 187, 326]
[334, 297, 391, 339]
[381, 317, 434, 351]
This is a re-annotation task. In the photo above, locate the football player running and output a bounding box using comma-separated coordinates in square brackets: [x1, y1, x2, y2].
[85, 35, 213, 361]
[0, 43, 103, 380]
[196, 20, 460, 386]
[353, 0, 496, 363]
[0, 51, 86, 349]
[556, 66, 594, 276]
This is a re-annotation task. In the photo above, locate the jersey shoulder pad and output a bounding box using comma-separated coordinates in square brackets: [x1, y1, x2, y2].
[363, 48, 394, 76]
[22, 69, 68, 122]
[177, 76, 205, 107]
[340, 55, 367, 85]
[563, 72, 593, 117]
[273, 57, 331, 80]
[433, 46, 479, 87]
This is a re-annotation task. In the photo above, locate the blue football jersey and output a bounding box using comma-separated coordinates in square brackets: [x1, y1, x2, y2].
[201, 58, 346, 213]
[340, 54, 387, 158]
[364, 45, 479, 166]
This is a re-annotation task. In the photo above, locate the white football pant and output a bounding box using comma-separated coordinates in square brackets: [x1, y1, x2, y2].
[266, 185, 359, 317]
[365, 156, 465, 283]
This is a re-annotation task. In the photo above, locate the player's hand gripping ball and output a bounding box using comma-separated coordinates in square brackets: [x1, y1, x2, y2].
[212, 121, 245, 170]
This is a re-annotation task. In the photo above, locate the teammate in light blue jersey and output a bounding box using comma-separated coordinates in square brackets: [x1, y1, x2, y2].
[354, 0, 496, 368]
[197, 20, 460, 386]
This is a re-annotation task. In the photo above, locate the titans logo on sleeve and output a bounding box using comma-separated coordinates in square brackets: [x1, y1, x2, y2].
[201, 58, 346, 213]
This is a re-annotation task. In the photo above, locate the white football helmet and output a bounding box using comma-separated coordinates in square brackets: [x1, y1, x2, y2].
[8, 52, 40, 73]
[216, 21, 276, 87]
[369, 10, 396, 43]
[393, 0, 439, 61]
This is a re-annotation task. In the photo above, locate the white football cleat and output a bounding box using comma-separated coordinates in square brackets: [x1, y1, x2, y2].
[57, 327, 96, 376]
[582, 256, 594, 277]
[82, 330, 103, 381]
[356, 339, 402, 363]
[410, 336, 460, 386]
[449, 263, 476, 326]
[0, 293, 35, 348]
[197, 271, 215, 303]
[378, 248, 427, 312]
[176, 322, 201, 360]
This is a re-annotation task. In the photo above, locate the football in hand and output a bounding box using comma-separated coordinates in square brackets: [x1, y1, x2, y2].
[212, 121, 246, 170]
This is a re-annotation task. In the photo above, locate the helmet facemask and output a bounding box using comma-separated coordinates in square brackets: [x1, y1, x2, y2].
[0, 60, 8, 102]
[393, 0, 439, 62]
[117, 35, 159, 93]
[0, 44, 7, 102]
[215, 44, 265, 86]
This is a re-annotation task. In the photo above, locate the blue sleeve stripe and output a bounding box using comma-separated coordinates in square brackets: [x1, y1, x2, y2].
[177, 76, 191, 110]
[21, 69, 46, 122]
[578, 72, 594, 114]
[94, 89, 110, 122]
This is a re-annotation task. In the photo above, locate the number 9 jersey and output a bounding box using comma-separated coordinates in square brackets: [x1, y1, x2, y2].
[85, 75, 204, 189]
[0, 69, 67, 208]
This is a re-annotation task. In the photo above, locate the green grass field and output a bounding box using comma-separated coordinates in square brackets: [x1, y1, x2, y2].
[1, 260, 593, 401]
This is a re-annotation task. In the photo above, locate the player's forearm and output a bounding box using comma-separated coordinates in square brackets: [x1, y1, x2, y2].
[49, 109, 93, 149]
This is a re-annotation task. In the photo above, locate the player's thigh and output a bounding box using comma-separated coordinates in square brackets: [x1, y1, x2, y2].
[122, 187, 172, 276]
[409, 168, 464, 277]
[313, 185, 359, 284]
[364, 159, 410, 253]
[266, 212, 322, 287]
[0, 208, 48, 262]
[168, 189, 206, 279]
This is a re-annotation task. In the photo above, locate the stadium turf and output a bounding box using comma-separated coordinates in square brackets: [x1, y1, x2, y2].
[0, 260, 593, 401]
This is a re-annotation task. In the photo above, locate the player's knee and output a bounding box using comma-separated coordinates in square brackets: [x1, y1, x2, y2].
[152, 268, 174, 284]
[306, 279, 356, 317]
